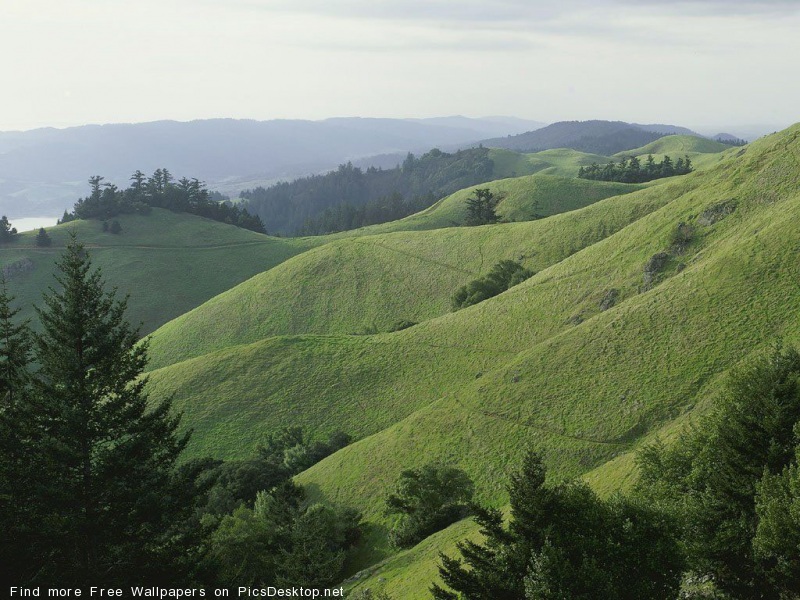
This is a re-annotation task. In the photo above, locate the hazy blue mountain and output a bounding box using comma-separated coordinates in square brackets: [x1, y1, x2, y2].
[0, 116, 542, 218]
[480, 120, 692, 155]
[409, 115, 545, 137]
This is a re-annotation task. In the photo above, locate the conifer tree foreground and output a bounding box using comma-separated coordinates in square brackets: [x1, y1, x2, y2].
[25, 235, 198, 585]
[0, 278, 37, 584]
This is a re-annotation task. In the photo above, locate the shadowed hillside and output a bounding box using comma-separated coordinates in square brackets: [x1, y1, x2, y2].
[0, 210, 317, 334]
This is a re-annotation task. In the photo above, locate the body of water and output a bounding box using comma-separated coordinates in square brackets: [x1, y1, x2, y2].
[9, 217, 60, 232]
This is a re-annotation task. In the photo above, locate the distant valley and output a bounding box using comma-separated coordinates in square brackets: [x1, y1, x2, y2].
[0, 116, 544, 219]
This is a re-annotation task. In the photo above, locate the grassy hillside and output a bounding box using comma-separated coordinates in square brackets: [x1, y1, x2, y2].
[0, 209, 316, 334]
[616, 134, 737, 170]
[488, 147, 614, 179]
[618, 134, 731, 156]
[139, 125, 800, 591]
[318, 175, 645, 238]
[146, 176, 666, 370]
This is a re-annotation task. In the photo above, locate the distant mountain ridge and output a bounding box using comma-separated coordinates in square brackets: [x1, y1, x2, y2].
[630, 123, 698, 136]
[481, 120, 700, 155]
[0, 116, 543, 218]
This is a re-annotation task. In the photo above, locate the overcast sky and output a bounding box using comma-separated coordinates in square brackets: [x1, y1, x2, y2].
[1, 0, 798, 131]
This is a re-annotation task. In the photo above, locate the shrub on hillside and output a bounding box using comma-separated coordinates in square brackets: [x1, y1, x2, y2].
[669, 221, 695, 251]
[258, 426, 351, 476]
[452, 260, 534, 310]
[386, 463, 474, 549]
[207, 481, 362, 588]
[387, 320, 417, 332]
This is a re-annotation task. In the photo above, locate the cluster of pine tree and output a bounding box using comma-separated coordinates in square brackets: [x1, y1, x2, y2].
[0, 240, 361, 588]
[715, 136, 748, 146]
[60, 170, 266, 233]
[240, 147, 495, 235]
[578, 154, 693, 183]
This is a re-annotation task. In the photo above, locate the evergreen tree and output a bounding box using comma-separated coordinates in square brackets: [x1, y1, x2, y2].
[636, 344, 800, 599]
[29, 235, 196, 585]
[0, 277, 31, 405]
[754, 431, 800, 595]
[0, 215, 18, 243]
[35, 227, 52, 247]
[465, 188, 499, 226]
[434, 451, 683, 600]
[645, 154, 657, 177]
[661, 155, 674, 177]
[130, 170, 146, 196]
[0, 277, 37, 585]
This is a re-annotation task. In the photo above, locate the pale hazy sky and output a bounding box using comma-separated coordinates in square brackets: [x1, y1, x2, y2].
[1, 0, 798, 131]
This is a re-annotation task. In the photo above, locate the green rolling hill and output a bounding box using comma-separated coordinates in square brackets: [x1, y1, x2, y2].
[8, 123, 798, 595]
[617, 134, 731, 156]
[146, 177, 663, 370]
[616, 133, 736, 170]
[318, 175, 645, 238]
[136, 125, 800, 593]
[488, 147, 615, 179]
[0, 209, 317, 334]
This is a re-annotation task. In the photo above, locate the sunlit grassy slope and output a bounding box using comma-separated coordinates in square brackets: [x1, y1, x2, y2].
[146, 180, 668, 370]
[619, 134, 731, 156]
[142, 127, 800, 576]
[298, 128, 800, 507]
[318, 175, 644, 238]
[488, 147, 615, 178]
[0, 210, 316, 334]
[327, 142, 730, 240]
[144, 126, 785, 476]
[616, 134, 736, 170]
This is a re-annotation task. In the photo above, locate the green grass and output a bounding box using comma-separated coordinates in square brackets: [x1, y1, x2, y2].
[618, 134, 732, 157]
[346, 518, 483, 600]
[488, 147, 614, 179]
[7, 125, 792, 592]
[138, 124, 800, 588]
[615, 134, 738, 170]
[146, 179, 668, 370]
[0, 210, 317, 334]
[316, 174, 644, 239]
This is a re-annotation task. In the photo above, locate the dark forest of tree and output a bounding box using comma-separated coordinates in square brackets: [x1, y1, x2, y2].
[239, 147, 495, 235]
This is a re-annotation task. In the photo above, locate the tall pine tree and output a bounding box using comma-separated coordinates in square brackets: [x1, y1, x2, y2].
[0, 277, 38, 586]
[30, 235, 196, 585]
